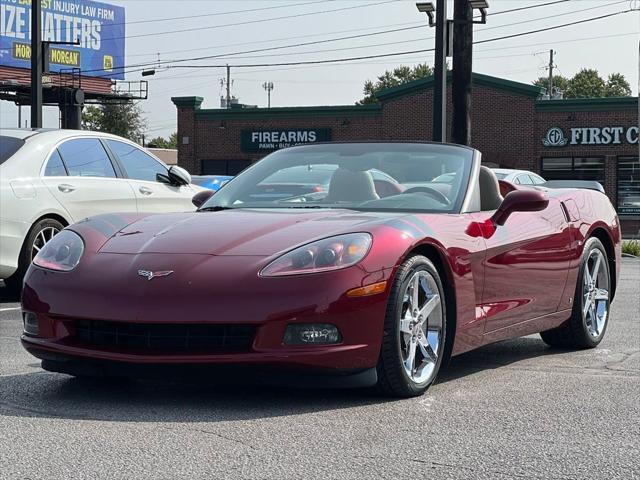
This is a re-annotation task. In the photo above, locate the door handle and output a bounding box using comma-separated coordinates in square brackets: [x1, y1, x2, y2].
[139, 186, 154, 195]
[57, 184, 75, 193]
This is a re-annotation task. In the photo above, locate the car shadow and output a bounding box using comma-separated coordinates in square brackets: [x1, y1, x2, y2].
[438, 336, 571, 384]
[0, 284, 20, 304]
[0, 337, 571, 424]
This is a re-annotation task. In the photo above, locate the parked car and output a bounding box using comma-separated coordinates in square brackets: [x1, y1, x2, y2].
[191, 175, 233, 191]
[0, 128, 204, 293]
[492, 168, 546, 185]
[22, 142, 620, 397]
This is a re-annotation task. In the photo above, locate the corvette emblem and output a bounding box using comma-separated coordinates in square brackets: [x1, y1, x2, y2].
[137, 269, 174, 281]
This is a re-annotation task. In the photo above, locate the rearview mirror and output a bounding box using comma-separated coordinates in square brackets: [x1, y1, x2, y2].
[168, 165, 192, 186]
[192, 190, 215, 208]
[491, 190, 549, 226]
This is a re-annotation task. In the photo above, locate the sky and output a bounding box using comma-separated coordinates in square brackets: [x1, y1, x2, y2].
[0, 0, 638, 139]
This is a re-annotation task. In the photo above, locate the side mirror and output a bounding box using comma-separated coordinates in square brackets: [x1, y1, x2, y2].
[168, 165, 192, 186]
[491, 190, 549, 226]
[192, 190, 215, 208]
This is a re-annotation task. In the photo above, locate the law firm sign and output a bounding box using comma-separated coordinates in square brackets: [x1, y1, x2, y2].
[543, 126, 639, 147]
[0, 0, 125, 79]
[241, 129, 331, 152]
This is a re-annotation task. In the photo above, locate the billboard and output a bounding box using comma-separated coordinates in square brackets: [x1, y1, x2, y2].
[0, 0, 125, 80]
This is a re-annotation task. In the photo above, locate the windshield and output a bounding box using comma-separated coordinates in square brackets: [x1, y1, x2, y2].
[201, 143, 474, 213]
[494, 172, 508, 180]
[0, 136, 25, 165]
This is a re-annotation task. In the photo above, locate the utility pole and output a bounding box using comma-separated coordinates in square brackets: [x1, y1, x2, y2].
[432, 0, 448, 143]
[30, 0, 42, 128]
[547, 49, 555, 98]
[226, 64, 231, 108]
[262, 81, 274, 108]
[452, 0, 473, 146]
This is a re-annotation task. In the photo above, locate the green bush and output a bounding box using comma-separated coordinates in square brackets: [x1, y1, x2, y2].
[622, 240, 640, 257]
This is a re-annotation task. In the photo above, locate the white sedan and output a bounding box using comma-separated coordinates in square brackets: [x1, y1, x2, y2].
[0, 128, 203, 293]
[491, 168, 546, 186]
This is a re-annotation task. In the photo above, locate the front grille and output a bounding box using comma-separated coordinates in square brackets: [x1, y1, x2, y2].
[73, 320, 256, 353]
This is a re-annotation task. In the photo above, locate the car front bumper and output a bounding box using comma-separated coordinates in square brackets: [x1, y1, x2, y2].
[21, 254, 393, 375]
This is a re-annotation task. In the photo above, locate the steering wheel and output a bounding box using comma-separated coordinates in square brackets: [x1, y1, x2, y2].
[402, 186, 451, 205]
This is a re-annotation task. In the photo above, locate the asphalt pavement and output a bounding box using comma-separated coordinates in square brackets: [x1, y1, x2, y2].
[1, 259, 639, 480]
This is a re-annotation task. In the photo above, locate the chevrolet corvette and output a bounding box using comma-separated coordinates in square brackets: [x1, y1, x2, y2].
[21, 142, 621, 397]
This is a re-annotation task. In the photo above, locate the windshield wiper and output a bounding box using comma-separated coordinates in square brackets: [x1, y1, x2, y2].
[198, 206, 234, 212]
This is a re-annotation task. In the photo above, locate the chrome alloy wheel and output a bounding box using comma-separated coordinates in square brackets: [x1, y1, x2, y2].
[582, 249, 609, 338]
[31, 226, 60, 261]
[399, 270, 443, 384]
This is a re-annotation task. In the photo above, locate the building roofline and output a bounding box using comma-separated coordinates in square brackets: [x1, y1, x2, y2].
[535, 96, 638, 112]
[171, 96, 204, 108]
[374, 71, 543, 101]
[193, 103, 382, 120]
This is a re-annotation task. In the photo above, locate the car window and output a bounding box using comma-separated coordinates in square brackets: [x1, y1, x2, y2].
[530, 174, 545, 184]
[106, 140, 167, 182]
[43, 149, 67, 176]
[517, 174, 533, 185]
[202, 143, 474, 214]
[0, 136, 25, 165]
[260, 165, 336, 185]
[58, 138, 116, 178]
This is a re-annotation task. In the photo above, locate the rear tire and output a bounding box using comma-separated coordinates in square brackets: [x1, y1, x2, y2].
[3, 218, 64, 295]
[377, 255, 447, 397]
[540, 237, 610, 349]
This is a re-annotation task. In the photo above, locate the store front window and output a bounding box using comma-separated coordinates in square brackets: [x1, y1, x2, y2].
[618, 157, 640, 216]
[541, 157, 605, 184]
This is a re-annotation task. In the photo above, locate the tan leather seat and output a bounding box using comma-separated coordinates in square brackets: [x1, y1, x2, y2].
[479, 166, 503, 211]
[326, 168, 380, 202]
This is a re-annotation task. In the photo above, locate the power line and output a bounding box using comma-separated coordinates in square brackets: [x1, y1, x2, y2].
[102, 1, 400, 42]
[153, 10, 634, 71]
[41, 0, 331, 33]
[107, 0, 329, 27]
[123, 0, 572, 60]
[82, 1, 631, 76]
[175, 1, 629, 63]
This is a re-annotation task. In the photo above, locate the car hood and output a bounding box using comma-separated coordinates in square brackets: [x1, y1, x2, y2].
[98, 208, 391, 256]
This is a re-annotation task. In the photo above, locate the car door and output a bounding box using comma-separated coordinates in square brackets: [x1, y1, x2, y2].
[104, 139, 196, 213]
[40, 138, 137, 222]
[472, 198, 573, 334]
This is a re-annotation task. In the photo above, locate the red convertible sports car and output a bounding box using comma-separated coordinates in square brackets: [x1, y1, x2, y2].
[21, 142, 621, 397]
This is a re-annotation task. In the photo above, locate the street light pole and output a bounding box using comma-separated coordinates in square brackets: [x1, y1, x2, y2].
[452, 0, 473, 146]
[30, 0, 42, 128]
[432, 0, 448, 143]
[452, 0, 489, 146]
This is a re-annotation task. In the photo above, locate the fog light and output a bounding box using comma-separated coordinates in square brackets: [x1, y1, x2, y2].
[284, 324, 341, 345]
[23, 312, 39, 336]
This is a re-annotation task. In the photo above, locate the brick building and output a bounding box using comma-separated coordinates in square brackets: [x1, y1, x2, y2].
[172, 72, 639, 236]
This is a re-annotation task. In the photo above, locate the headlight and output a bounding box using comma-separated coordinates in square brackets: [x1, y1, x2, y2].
[260, 233, 372, 277]
[32, 230, 84, 271]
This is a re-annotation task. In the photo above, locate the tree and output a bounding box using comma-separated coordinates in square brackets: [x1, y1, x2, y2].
[82, 102, 147, 142]
[565, 69, 606, 98]
[359, 63, 434, 104]
[533, 69, 631, 99]
[147, 132, 178, 149]
[605, 73, 632, 97]
[533, 75, 570, 96]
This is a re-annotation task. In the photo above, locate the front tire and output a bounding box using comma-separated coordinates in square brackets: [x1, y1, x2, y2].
[540, 237, 611, 349]
[3, 218, 64, 294]
[377, 255, 447, 397]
